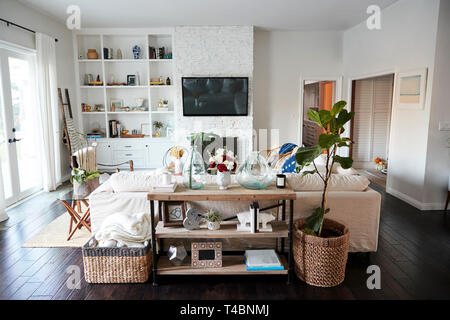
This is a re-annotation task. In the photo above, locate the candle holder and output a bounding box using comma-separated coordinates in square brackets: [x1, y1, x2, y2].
[276, 174, 286, 188]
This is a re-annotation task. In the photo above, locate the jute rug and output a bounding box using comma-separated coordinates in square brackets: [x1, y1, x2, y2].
[22, 214, 91, 248]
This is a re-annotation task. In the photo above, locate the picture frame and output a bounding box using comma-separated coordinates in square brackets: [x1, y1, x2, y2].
[110, 99, 123, 112]
[140, 123, 150, 136]
[191, 242, 222, 268]
[395, 68, 427, 110]
[162, 201, 186, 227]
[127, 74, 137, 86]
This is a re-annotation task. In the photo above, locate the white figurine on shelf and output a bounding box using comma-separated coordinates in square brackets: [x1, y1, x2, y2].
[236, 209, 275, 232]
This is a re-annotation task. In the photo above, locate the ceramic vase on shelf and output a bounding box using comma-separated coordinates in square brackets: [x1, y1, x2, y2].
[154, 128, 162, 137]
[132, 45, 141, 59]
[236, 151, 274, 190]
[182, 147, 206, 190]
[87, 49, 98, 59]
[207, 221, 221, 231]
[216, 171, 231, 190]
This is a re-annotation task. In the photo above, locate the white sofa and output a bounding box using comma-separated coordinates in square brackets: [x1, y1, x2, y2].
[89, 172, 381, 252]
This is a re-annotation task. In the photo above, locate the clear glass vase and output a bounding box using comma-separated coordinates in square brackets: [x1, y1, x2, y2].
[183, 147, 206, 189]
[236, 151, 274, 190]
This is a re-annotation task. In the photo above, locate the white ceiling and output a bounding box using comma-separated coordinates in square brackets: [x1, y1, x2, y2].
[18, 0, 398, 31]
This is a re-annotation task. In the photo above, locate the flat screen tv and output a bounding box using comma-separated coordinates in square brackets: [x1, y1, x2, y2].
[182, 77, 248, 116]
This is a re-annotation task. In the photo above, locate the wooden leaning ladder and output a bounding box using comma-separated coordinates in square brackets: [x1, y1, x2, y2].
[58, 88, 74, 166]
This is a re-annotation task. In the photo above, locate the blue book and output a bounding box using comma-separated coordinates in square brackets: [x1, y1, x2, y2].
[245, 257, 284, 271]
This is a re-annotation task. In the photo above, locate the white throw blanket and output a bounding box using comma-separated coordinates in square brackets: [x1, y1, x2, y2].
[95, 211, 152, 248]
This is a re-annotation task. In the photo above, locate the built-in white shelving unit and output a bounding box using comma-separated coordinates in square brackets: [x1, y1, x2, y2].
[73, 29, 176, 169]
[73, 29, 175, 139]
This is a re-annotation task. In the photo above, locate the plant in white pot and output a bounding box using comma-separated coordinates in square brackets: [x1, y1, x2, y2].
[293, 100, 354, 287]
[205, 209, 222, 231]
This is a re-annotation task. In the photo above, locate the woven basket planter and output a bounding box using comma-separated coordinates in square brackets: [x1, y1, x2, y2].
[293, 218, 349, 287]
[82, 237, 152, 283]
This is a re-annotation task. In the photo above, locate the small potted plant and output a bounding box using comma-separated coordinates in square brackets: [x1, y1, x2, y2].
[208, 148, 237, 189]
[71, 168, 101, 197]
[205, 209, 222, 231]
[293, 100, 354, 287]
[153, 121, 164, 137]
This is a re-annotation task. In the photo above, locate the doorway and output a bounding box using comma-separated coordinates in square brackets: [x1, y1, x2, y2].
[350, 74, 394, 187]
[0, 47, 42, 206]
[301, 80, 336, 146]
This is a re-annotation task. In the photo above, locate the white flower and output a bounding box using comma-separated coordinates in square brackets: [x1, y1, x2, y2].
[209, 157, 215, 163]
[215, 155, 223, 164]
[227, 161, 235, 171]
[223, 160, 229, 166]
[226, 150, 234, 158]
[216, 148, 225, 156]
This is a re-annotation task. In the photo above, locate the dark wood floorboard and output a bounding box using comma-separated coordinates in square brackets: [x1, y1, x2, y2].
[0, 182, 449, 300]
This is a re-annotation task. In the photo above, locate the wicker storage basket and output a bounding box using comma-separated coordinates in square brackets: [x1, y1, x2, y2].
[82, 238, 152, 283]
[293, 218, 349, 287]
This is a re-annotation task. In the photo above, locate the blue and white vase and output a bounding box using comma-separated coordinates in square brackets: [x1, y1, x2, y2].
[132, 45, 141, 59]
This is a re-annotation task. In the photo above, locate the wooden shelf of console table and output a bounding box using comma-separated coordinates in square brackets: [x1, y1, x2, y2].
[147, 184, 296, 285]
[147, 184, 296, 201]
[155, 220, 288, 239]
[157, 255, 288, 275]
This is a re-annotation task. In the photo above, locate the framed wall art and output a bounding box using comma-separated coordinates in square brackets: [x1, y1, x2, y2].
[140, 123, 150, 136]
[162, 201, 186, 227]
[395, 68, 427, 110]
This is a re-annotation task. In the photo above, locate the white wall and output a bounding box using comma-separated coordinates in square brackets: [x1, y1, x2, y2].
[0, 0, 77, 184]
[174, 26, 254, 159]
[343, 0, 441, 209]
[253, 30, 343, 148]
[424, 0, 450, 208]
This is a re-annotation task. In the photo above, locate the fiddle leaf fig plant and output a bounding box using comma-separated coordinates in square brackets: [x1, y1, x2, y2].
[295, 101, 355, 237]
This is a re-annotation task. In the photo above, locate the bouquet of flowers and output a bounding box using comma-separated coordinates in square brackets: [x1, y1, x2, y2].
[208, 148, 237, 173]
[374, 157, 387, 171]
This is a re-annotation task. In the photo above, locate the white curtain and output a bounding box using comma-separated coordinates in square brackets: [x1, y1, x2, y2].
[0, 160, 8, 222]
[36, 33, 60, 192]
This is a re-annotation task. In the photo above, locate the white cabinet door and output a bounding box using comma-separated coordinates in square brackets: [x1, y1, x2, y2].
[96, 142, 113, 169]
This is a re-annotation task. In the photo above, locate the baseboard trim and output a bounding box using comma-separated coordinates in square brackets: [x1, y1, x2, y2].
[420, 202, 446, 211]
[0, 212, 9, 222]
[386, 187, 445, 211]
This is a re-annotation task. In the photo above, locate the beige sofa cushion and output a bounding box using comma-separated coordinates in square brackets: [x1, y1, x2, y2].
[300, 154, 359, 175]
[109, 171, 158, 192]
[287, 173, 370, 191]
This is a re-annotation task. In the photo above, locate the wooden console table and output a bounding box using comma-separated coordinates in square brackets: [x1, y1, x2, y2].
[147, 184, 296, 286]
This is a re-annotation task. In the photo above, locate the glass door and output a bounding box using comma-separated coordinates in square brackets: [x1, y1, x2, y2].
[0, 47, 42, 206]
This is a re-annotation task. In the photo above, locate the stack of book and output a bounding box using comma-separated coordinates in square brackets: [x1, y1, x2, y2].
[151, 183, 177, 193]
[149, 46, 168, 59]
[86, 133, 104, 140]
[245, 249, 284, 271]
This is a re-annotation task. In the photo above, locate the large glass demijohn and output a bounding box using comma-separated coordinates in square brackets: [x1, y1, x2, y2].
[182, 147, 206, 189]
[236, 151, 274, 190]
